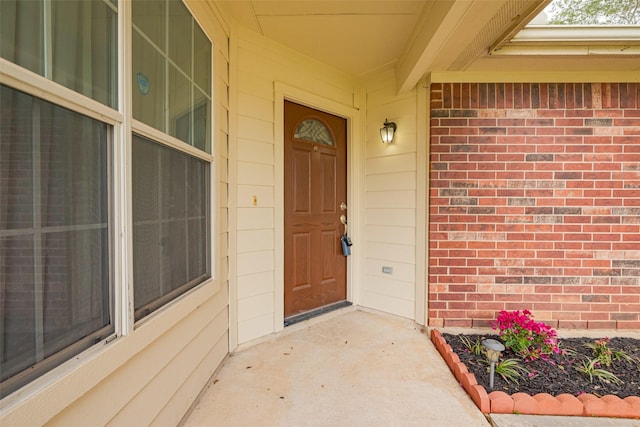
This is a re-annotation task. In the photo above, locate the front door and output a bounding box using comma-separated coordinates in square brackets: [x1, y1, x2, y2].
[284, 100, 347, 319]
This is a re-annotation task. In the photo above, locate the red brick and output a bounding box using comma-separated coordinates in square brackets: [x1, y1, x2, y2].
[443, 319, 472, 327]
[617, 321, 640, 329]
[562, 303, 590, 311]
[611, 312, 638, 321]
[612, 295, 640, 303]
[620, 303, 640, 312]
[587, 320, 616, 329]
[471, 319, 493, 328]
[551, 311, 586, 320]
[429, 83, 639, 330]
[558, 320, 588, 329]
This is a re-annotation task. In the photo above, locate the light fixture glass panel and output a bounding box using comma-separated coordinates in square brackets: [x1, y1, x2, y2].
[380, 120, 396, 144]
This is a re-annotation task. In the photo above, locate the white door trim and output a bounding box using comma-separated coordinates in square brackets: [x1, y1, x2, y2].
[274, 82, 363, 332]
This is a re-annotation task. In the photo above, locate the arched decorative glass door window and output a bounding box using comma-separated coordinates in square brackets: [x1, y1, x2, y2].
[294, 118, 334, 146]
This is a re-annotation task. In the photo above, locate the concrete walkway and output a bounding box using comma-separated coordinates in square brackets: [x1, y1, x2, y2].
[181, 308, 489, 426]
[181, 308, 639, 427]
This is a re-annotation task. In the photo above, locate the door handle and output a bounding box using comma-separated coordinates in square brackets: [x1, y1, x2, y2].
[340, 202, 347, 211]
[340, 215, 352, 256]
[340, 214, 347, 235]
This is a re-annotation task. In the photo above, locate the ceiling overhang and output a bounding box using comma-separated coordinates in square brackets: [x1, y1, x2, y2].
[395, 0, 546, 92]
[218, 1, 639, 93]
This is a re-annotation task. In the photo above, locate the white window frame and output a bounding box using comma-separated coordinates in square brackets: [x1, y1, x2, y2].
[129, 0, 214, 325]
[0, 0, 215, 396]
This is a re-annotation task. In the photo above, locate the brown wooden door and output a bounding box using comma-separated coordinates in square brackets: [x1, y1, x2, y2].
[284, 100, 347, 318]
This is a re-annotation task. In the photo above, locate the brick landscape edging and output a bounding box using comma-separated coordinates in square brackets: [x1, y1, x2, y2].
[431, 329, 640, 419]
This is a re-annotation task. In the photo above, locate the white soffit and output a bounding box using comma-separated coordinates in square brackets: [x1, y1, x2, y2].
[221, 1, 638, 89]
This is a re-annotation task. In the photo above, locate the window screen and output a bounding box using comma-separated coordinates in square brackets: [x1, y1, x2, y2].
[0, 85, 112, 398]
[132, 134, 210, 320]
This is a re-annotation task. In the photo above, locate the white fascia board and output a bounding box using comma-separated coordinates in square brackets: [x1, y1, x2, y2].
[492, 25, 640, 55]
[514, 25, 640, 42]
[492, 44, 640, 55]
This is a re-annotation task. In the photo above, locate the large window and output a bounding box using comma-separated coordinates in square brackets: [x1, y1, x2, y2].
[131, 0, 212, 321]
[0, 85, 112, 398]
[0, 0, 213, 398]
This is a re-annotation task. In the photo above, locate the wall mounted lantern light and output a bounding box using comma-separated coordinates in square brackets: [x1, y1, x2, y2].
[380, 119, 397, 144]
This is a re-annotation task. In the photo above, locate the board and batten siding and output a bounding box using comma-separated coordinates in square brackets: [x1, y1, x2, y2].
[0, 2, 231, 425]
[362, 69, 421, 320]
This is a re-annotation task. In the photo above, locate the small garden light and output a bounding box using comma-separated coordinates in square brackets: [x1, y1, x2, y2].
[482, 338, 505, 390]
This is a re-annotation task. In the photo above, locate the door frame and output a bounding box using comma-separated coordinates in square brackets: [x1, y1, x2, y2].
[274, 82, 363, 333]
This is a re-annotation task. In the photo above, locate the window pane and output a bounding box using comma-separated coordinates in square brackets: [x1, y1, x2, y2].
[193, 25, 211, 97]
[40, 102, 109, 227]
[52, 0, 117, 107]
[42, 229, 110, 352]
[132, 134, 210, 321]
[0, 0, 117, 108]
[132, 0, 166, 51]
[0, 85, 112, 398]
[168, 66, 192, 145]
[0, 236, 37, 378]
[168, 0, 192, 76]
[0, 0, 44, 75]
[0, 87, 34, 230]
[132, 30, 166, 131]
[193, 89, 211, 152]
[132, 0, 211, 153]
[187, 156, 208, 280]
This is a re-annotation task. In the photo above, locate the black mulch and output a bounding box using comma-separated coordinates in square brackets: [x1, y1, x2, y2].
[442, 333, 640, 398]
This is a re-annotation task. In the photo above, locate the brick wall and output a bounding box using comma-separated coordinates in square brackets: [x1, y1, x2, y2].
[429, 83, 640, 330]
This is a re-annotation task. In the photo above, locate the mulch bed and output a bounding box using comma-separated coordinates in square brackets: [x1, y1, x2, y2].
[442, 333, 640, 399]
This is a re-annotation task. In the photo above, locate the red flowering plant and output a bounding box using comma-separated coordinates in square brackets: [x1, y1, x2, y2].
[491, 310, 560, 361]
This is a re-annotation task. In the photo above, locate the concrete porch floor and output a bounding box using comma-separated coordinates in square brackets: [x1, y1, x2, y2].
[181, 308, 490, 426]
[180, 308, 640, 427]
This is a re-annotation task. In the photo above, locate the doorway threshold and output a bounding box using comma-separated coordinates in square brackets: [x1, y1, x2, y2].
[284, 301, 352, 327]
